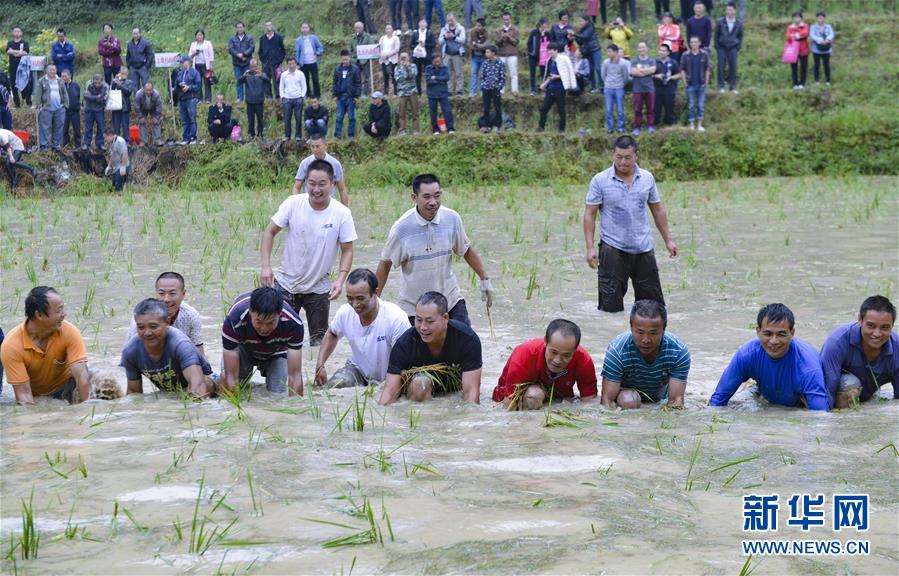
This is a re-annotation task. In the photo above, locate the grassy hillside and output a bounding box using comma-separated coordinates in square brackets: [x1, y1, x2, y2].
[2, 0, 896, 190]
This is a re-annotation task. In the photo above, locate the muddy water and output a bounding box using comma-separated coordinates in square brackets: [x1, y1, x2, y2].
[1, 176, 897, 574]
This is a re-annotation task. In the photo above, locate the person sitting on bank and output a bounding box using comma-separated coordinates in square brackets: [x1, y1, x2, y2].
[820, 295, 898, 408]
[362, 91, 392, 139]
[379, 291, 482, 405]
[601, 300, 690, 409]
[303, 96, 329, 137]
[126, 272, 207, 359]
[493, 319, 597, 410]
[314, 268, 411, 388]
[207, 93, 238, 143]
[121, 298, 215, 399]
[103, 128, 129, 192]
[1, 286, 93, 404]
[710, 303, 830, 411]
[221, 286, 304, 396]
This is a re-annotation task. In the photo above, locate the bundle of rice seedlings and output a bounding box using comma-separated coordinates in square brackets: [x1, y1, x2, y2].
[504, 381, 546, 411]
[400, 364, 462, 396]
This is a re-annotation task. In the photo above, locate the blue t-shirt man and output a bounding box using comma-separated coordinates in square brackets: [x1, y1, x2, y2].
[121, 327, 212, 392]
[820, 322, 899, 403]
[601, 331, 691, 403]
[710, 339, 830, 411]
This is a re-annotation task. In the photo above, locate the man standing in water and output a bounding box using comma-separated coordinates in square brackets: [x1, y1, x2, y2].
[379, 291, 482, 405]
[492, 319, 597, 410]
[376, 173, 494, 326]
[710, 303, 830, 410]
[127, 272, 206, 359]
[261, 159, 357, 346]
[314, 268, 411, 388]
[121, 298, 215, 399]
[583, 136, 678, 313]
[820, 295, 898, 408]
[1, 286, 93, 404]
[293, 134, 349, 205]
[600, 300, 690, 409]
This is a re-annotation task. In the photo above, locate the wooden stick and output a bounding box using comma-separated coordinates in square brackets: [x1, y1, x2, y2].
[486, 305, 496, 343]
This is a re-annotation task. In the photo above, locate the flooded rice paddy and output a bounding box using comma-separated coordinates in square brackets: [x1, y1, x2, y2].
[1, 176, 897, 574]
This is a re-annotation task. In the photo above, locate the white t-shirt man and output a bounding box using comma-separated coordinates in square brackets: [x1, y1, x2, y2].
[295, 152, 344, 199]
[329, 298, 410, 381]
[272, 193, 358, 295]
[381, 205, 471, 315]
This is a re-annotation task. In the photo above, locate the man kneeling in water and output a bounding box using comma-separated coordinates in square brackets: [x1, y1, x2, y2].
[379, 291, 482, 405]
[121, 298, 215, 399]
[492, 319, 597, 410]
[601, 300, 690, 409]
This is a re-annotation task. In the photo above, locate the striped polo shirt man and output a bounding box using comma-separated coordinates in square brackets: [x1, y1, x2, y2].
[222, 292, 304, 360]
[601, 330, 691, 402]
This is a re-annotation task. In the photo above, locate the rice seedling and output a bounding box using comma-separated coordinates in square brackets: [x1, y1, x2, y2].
[408, 408, 421, 430]
[76, 454, 88, 478]
[184, 475, 239, 555]
[24, 260, 38, 285]
[526, 263, 539, 300]
[738, 554, 761, 576]
[247, 468, 263, 516]
[351, 387, 369, 432]
[307, 496, 395, 549]
[219, 379, 252, 420]
[874, 441, 898, 456]
[402, 454, 440, 478]
[684, 437, 702, 491]
[18, 488, 40, 560]
[121, 505, 149, 533]
[543, 386, 587, 429]
[400, 364, 462, 396]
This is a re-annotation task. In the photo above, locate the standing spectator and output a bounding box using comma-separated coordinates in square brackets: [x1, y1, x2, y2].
[411, 19, 436, 95]
[439, 14, 466, 96]
[652, 43, 682, 126]
[685, 2, 712, 50]
[189, 29, 215, 103]
[681, 36, 710, 131]
[6, 27, 32, 108]
[603, 17, 634, 58]
[82, 74, 108, 151]
[97, 24, 123, 85]
[390, 0, 403, 31]
[228, 21, 255, 102]
[583, 136, 679, 313]
[34, 64, 69, 150]
[175, 56, 201, 144]
[355, 0, 376, 34]
[0, 79, 9, 130]
[680, 0, 712, 23]
[425, 54, 454, 134]
[587, 0, 609, 25]
[479, 45, 505, 133]
[304, 96, 329, 137]
[494, 13, 520, 94]
[631, 41, 656, 134]
[280, 57, 307, 140]
[238, 59, 269, 139]
[601, 44, 631, 133]
[394, 52, 420, 134]
[295, 23, 324, 99]
[110, 69, 135, 143]
[527, 18, 551, 96]
[424, 0, 446, 28]
[134, 82, 163, 146]
[207, 93, 237, 143]
[810, 11, 833, 85]
[51, 28, 75, 78]
[658, 12, 684, 62]
[350, 22, 375, 97]
[126, 28, 154, 88]
[620, 0, 637, 24]
[332, 50, 361, 139]
[464, 0, 484, 29]
[0, 129, 37, 189]
[103, 128, 129, 191]
[550, 11, 573, 46]
[572, 15, 602, 93]
[363, 91, 391, 139]
[60, 70, 81, 147]
[468, 19, 489, 97]
[404, 0, 421, 32]
[786, 11, 810, 89]
[379, 25, 401, 95]
[714, 1, 743, 93]
[259, 22, 286, 99]
[537, 43, 574, 133]
[654, 0, 671, 22]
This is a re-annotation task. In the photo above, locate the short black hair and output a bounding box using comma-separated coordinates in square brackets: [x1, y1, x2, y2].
[608, 43, 619, 52]
[816, 10, 826, 17]
[792, 11, 803, 18]
[25, 286, 58, 320]
[340, 49, 350, 57]
[249, 286, 283, 316]
[613, 134, 638, 152]
[307, 132, 325, 143]
[286, 56, 297, 63]
[558, 9, 569, 19]
[476, 18, 486, 25]
[859, 295, 896, 323]
[133, 298, 169, 322]
[537, 16, 549, 26]
[412, 173, 440, 194]
[346, 268, 378, 295]
[103, 23, 114, 30]
[104, 127, 117, 136]
[156, 271, 186, 290]
[630, 300, 667, 329]
[545, 319, 581, 347]
[757, 303, 795, 330]
[195, 28, 205, 36]
[485, 44, 498, 53]
[235, 20, 244, 27]
[307, 158, 335, 181]
[726, 1, 736, 8]
[548, 42, 563, 52]
[502, 11, 511, 17]
[417, 291, 448, 315]
[659, 42, 671, 52]
[56, 27, 66, 34]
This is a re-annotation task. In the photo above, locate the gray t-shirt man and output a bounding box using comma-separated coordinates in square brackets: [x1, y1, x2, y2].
[631, 57, 656, 93]
[601, 58, 632, 89]
[109, 135, 129, 171]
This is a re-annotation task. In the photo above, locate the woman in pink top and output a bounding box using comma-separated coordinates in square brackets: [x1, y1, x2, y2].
[786, 11, 810, 89]
[657, 12, 683, 62]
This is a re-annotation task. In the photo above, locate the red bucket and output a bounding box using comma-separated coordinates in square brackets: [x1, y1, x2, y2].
[13, 130, 30, 145]
[129, 125, 141, 145]
[436, 118, 447, 133]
